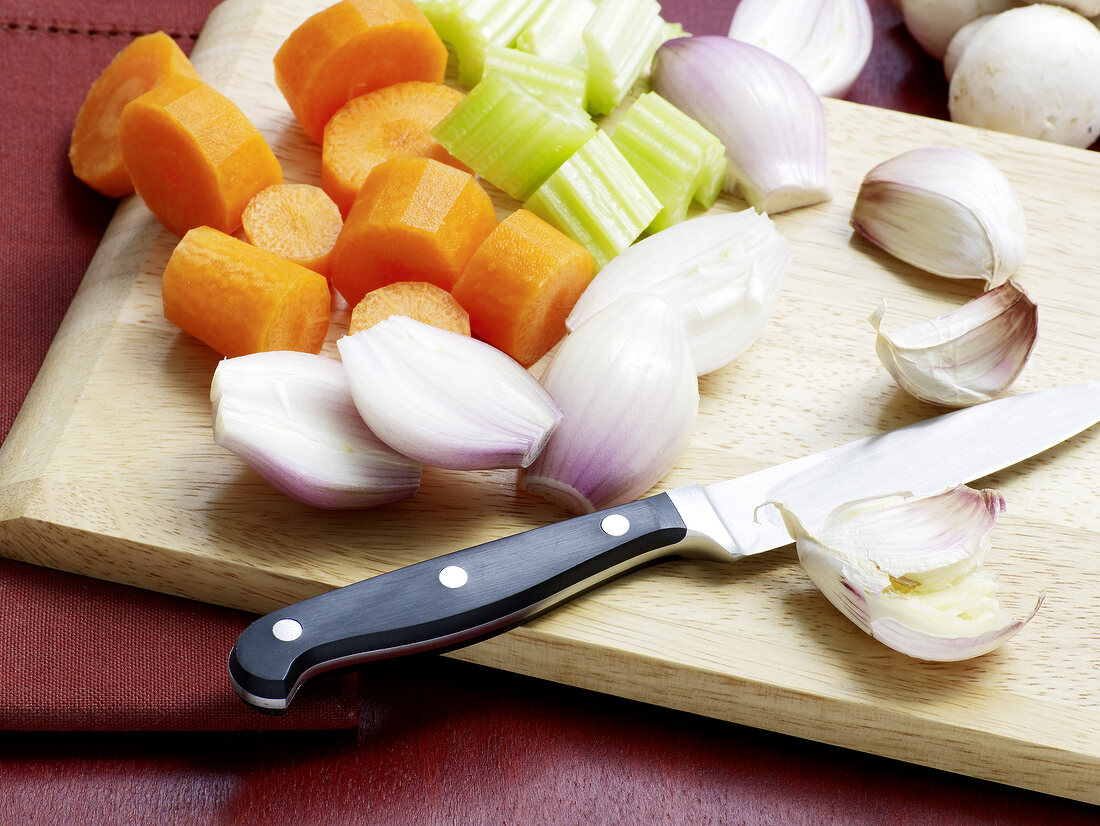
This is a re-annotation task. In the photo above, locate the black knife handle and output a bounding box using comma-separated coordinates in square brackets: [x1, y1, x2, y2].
[229, 493, 688, 711]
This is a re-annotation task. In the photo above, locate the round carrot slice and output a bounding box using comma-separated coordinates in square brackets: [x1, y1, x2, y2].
[274, 0, 448, 144]
[452, 209, 597, 367]
[322, 81, 468, 216]
[242, 184, 344, 278]
[348, 281, 471, 337]
[118, 75, 283, 237]
[69, 31, 200, 198]
[330, 157, 498, 307]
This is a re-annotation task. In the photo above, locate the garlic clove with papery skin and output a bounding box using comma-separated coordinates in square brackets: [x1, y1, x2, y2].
[851, 145, 1026, 287]
[519, 293, 699, 514]
[869, 279, 1038, 408]
[211, 351, 422, 509]
[337, 317, 562, 471]
[767, 486, 1041, 661]
[727, 0, 873, 99]
[651, 35, 832, 214]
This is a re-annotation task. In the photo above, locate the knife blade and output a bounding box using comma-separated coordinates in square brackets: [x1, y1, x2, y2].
[229, 382, 1100, 711]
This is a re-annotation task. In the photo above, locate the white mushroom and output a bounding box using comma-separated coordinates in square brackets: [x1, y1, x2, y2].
[1036, 0, 1100, 15]
[948, 4, 1100, 147]
[899, 0, 1019, 59]
[943, 14, 996, 80]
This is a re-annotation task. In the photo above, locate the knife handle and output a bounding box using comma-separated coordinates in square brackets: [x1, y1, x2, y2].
[229, 493, 689, 711]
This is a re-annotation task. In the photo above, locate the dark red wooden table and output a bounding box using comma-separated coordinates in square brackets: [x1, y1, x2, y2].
[2, 0, 1099, 822]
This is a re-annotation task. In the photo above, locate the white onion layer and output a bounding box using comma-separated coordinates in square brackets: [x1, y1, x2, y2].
[520, 293, 698, 514]
[337, 317, 563, 470]
[211, 351, 422, 509]
[566, 209, 791, 375]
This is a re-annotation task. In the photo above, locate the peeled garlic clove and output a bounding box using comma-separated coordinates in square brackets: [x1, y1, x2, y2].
[211, 351, 422, 509]
[566, 209, 792, 376]
[651, 35, 832, 214]
[851, 146, 1027, 286]
[337, 317, 562, 470]
[519, 293, 698, 514]
[769, 486, 1041, 661]
[728, 0, 873, 98]
[870, 280, 1038, 407]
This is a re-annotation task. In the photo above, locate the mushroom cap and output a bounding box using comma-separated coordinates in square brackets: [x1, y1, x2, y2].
[948, 4, 1100, 148]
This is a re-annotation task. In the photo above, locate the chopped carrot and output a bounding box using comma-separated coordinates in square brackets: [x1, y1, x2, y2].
[274, 0, 448, 144]
[348, 281, 471, 336]
[242, 184, 344, 279]
[118, 75, 283, 237]
[330, 156, 498, 307]
[452, 209, 597, 367]
[69, 31, 200, 198]
[162, 226, 331, 357]
[322, 81, 468, 216]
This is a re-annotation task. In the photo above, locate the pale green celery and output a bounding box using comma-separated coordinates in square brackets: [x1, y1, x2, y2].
[432, 73, 596, 201]
[482, 45, 587, 109]
[418, 0, 552, 87]
[524, 131, 661, 268]
[582, 0, 665, 116]
[610, 91, 727, 233]
[516, 0, 596, 69]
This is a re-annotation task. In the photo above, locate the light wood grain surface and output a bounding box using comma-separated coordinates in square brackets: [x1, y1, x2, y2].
[2, 0, 1098, 803]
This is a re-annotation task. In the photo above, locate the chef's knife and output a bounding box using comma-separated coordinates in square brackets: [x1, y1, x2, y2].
[229, 382, 1100, 711]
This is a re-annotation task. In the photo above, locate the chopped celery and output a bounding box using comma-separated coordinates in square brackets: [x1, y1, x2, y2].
[524, 131, 661, 268]
[418, 0, 552, 87]
[582, 0, 665, 116]
[516, 0, 596, 69]
[482, 45, 587, 109]
[432, 73, 596, 201]
[610, 91, 728, 233]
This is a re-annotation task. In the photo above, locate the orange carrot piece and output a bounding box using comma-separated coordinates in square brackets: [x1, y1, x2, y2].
[330, 156, 498, 307]
[118, 75, 283, 237]
[242, 184, 344, 279]
[162, 226, 331, 357]
[274, 0, 448, 144]
[348, 281, 471, 336]
[69, 31, 200, 198]
[322, 81, 468, 216]
[452, 209, 597, 367]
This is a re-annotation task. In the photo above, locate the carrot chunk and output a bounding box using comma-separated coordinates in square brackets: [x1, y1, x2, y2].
[322, 81, 468, 216]
[274, 0, 448, 144]
[118, 76, 283, 237]
[162, 226, 331, 357]
[348, 281, 471, 336]
[452, 208, 597, 367]
[69, 31, 200, 198]
[330, 156, 498, 307]
[242, 184, 344, 279]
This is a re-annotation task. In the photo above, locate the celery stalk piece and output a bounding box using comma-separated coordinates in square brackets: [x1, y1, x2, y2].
[418, 0, 553, 87]
[610, 91, 728, 233]
[432, 73, 596, 201]
[524, 131, 661, 268]
[516, 0, 596, 69]
[582, 0, 665, 116]
[482, 45, 587, 109]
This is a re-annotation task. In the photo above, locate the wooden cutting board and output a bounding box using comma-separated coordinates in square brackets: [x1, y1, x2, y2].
[2, 0, 1098, 803]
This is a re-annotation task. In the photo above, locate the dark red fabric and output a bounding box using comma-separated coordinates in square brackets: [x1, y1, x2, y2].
[2, 0, 1099, 820]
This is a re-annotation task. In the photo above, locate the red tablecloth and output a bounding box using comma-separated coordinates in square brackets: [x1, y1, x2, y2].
[2, 0, 1098, 821]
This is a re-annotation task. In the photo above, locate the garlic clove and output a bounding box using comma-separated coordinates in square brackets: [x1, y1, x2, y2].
[211, 351, 422, 509]
[565, 209, 792, 376]
[768, 485, 1041, 661]
[336, 317, 562, 471]
[728, 0, 873, 99]
[851, 145, 1027, 286]
[651, 35, 832, 214]
[869, 279, 1038, 407]
[519, 293, 699, 514]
